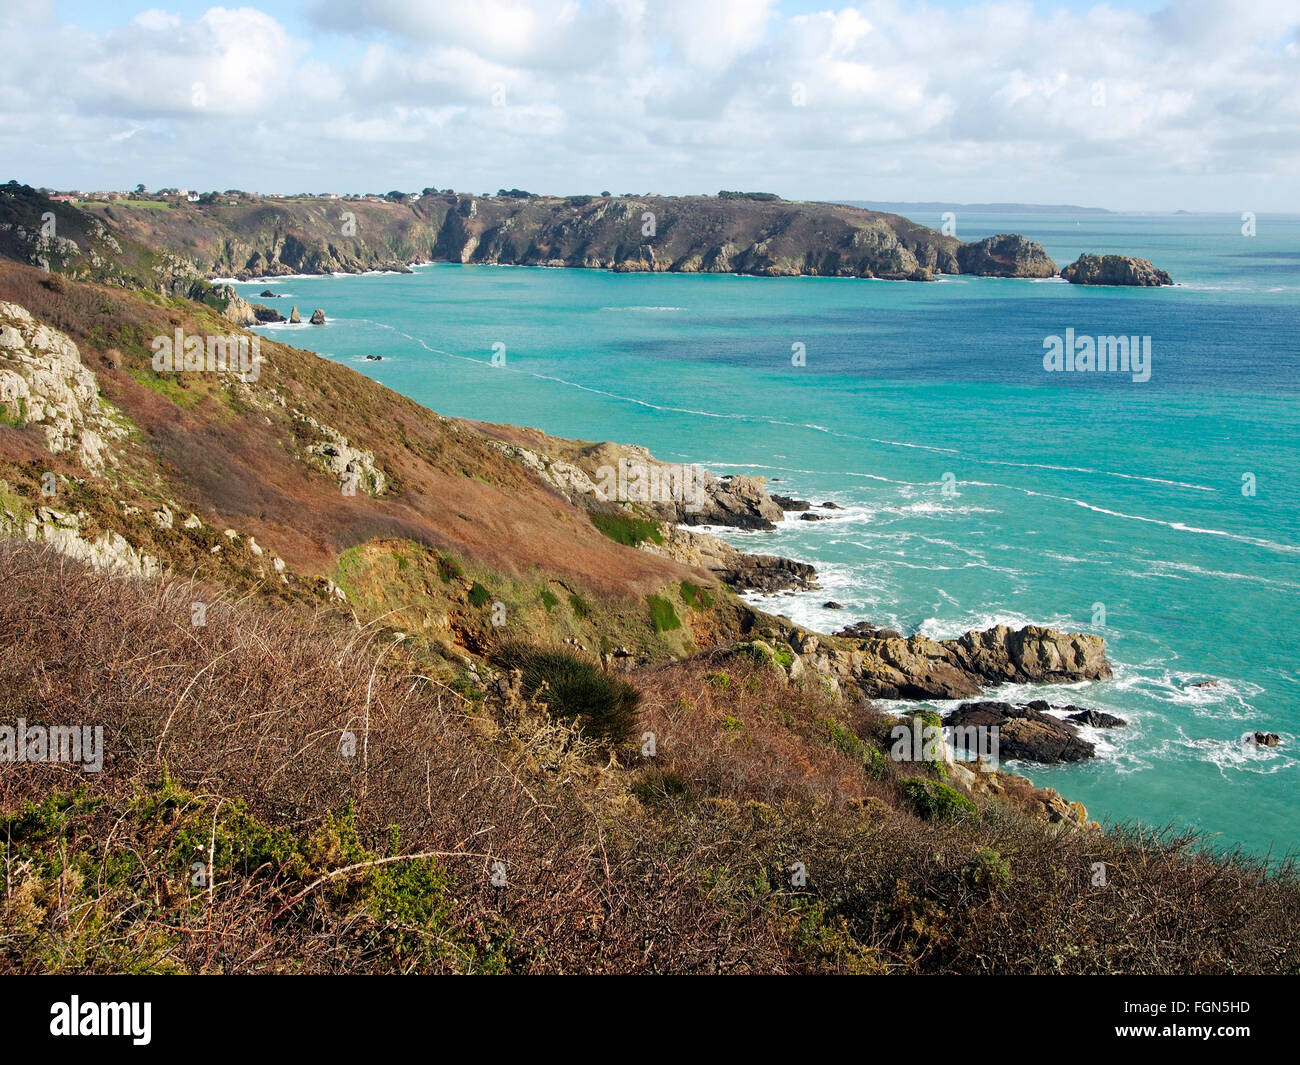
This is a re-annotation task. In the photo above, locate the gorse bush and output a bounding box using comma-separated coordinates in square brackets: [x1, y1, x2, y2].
[492, 640, 641, 747]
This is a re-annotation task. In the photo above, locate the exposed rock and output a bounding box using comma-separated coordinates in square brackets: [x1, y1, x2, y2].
[1067, 708, 1127, 728]
[294, 410, 388, 496]
[0, 300, 126, 473]
[289, 305, 301, 324]
[823, 601, 843, 609]
[945, 701, 1095, 763]
[251, 302, 285, 323]
[847, 624, 1110, 700]
[7, 505, 160, 579]
[207, 283, 258, 327]
[834, 620, 902, 640]
[1061, 254, 1172, 286]
[486, 438, 787, 530]
[956, 234, 1058, 278]
[644, 524, 818, 593]
[947, 625, 1112, 688]
[798, 512, 828, 521]
[820, 502, 842, 509]
[771, 494, 811, 511]
[1252, 732, 1281, 747]
[309, 309, 326, 325]
[259, 289, 278, 298]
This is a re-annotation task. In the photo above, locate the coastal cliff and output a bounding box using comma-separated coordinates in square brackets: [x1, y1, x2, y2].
[1, 200, 1291, 975]
[49, 185, 1066, 282]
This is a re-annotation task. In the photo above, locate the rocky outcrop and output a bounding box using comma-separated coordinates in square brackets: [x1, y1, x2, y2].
[944, 702, 1096, 763]
[5, 504, 160, 578]
[847, 625, 1110, 700]
[1060, 254, 1172, 286]
[751, 623, 1111, 702]
[956, 234, 1058, 278]
[252, 302, 285, 323]
[644, 524, 817, 593]
[486, 437, 787, 530]
[208, 283, 258, 326]
[1067, 708, 1126, 728]
[294, 411, 388, 496]
[309, 309, 326, 325]
[0, 300, 125, 472]
[946, 625, 1112, 688]
[289, 305, 301, 324]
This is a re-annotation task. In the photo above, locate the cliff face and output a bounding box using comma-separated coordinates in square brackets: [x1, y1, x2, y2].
[72, 189, 1060, 282]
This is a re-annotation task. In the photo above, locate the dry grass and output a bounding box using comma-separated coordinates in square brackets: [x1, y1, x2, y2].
[2, 541, 1298, 974]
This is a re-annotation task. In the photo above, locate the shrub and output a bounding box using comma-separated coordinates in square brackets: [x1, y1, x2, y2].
[467, 582, 491, 607]
[568, 593, 591, 619]
[631, 770, 690, 806]
[901, 779, 977, 821]
[539, 589, 559, 612]
[492, 641, 640, 746]
[646, 594, 681, 633]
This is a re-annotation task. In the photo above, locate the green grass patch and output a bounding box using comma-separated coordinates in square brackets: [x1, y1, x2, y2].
[590, 510, 663, 547]
[436, 555, 464, 583]
[646, 594, 681, 633]
[679, 580, 713, 610]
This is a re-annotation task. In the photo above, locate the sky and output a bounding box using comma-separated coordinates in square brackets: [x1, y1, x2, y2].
[1, 0, 1296, 211]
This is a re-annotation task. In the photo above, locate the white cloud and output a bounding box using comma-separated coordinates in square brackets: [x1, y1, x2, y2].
[1, 0, 1297, 209]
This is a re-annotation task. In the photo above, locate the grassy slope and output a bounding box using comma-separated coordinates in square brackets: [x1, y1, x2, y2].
[0, 259, 749, 665]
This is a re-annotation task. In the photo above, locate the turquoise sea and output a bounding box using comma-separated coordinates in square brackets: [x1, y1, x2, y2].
[233, 211, 1300, 857]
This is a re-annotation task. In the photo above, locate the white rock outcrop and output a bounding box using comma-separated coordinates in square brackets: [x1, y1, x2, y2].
[0, 301, 125, 472]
